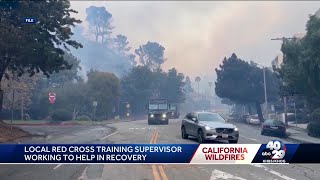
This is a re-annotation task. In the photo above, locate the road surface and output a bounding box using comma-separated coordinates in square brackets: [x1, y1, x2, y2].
[0, 119, 319, 180]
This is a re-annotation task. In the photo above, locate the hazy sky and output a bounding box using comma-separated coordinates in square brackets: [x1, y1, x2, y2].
[70, 1, 320, 79]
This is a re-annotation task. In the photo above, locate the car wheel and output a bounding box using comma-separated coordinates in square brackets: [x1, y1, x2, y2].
[197, 129, 205, 143]
[181, 126, 188, 139]
[261, 130, 265, 135]
[228, 139, 238, 144]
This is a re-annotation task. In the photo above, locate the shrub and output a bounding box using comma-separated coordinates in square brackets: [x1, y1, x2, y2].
[76, 115, 91, 121]
[51, 109, 72, 121]
[311, 108, 320, 121]
[307, 121, 320, 137]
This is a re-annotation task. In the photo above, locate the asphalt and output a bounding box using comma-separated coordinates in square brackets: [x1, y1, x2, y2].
[0, 119, 320, 180]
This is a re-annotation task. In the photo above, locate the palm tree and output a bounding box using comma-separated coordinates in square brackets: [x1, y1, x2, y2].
[195, 76, 201, 94]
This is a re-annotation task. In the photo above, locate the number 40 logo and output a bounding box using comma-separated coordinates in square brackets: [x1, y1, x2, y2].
[266, 140, 286, 160]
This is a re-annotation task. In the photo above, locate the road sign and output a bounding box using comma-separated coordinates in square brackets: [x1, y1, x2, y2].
[48, 93, 56, 104]
[126, 104, 130, 109]
[93, 101, 98, 107]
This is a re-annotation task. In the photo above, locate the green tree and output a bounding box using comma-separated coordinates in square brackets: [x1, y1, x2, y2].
[0, 0, 82, 111]
[135, 41, 166, 71]
[86, 6, 113, 43]
[215, 53, 279, 121]
[86, 70, 120, 120]
[279, 14, 320, 110]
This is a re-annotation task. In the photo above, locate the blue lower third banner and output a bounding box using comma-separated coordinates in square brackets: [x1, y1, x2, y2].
[0, 142, 319, 164]
[0, 144, 198, 163]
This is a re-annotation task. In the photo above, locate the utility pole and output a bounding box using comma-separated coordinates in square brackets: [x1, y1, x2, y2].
[263, 67, 267, 117]
[255, 63, 268, 118]
[271, 37, 295, 126]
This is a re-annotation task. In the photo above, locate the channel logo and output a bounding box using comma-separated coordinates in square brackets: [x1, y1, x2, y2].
[261, 140, 286, 163]
[22, 17, 37, 24]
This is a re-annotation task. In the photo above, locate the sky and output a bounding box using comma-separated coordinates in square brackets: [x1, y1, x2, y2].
[70, 1, 320, 81]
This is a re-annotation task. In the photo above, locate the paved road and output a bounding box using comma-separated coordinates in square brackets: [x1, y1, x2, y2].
[0, 119, 320, 180]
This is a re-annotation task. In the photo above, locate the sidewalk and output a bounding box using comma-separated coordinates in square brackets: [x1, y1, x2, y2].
[286, 122, 320, 144]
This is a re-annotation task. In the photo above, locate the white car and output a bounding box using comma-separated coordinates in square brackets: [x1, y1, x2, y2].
[246, 115, 260, 124]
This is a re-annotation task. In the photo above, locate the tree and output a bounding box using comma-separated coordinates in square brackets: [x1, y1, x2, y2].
[120, 66, 155, 116]
[113, 34, 130, 54]
[86, 70, 120, 120]
[2, 72, 39, 111]
[54, 81, 88, 120]
[0, 0, 82, 111]
[135, 41, 166, 71]
[195, 76, 201, 94]
[86, 6, 113, 43]
[112, 34, 136, 66]
[279, 14, 320, 110]
[184, 76, 193, 94]
[39, 52, 83, 89]
[160, 68, 185, 103]
[215, 53, 280, 121]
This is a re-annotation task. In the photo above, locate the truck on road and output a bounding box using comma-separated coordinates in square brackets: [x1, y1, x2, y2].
[147, 98, 169, 125]
[167, 103, 180, 119]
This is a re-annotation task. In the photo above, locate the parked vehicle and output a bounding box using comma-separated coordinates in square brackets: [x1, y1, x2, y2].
[246, 114, 260, 125]
[261, 119, 286, 137]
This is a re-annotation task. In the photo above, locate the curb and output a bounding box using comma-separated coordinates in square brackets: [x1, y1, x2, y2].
[285, 136, 315, 144]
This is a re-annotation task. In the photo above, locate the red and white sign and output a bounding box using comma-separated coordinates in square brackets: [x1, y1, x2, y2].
[48, 93, 56, 104]
[190, 144, 261, 164]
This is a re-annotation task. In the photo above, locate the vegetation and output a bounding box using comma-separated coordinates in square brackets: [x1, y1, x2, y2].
[215, 54, 280, 121]
[0, 0, 82, 111]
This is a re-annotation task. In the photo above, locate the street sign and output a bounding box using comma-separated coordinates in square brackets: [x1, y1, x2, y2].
[126, 104, 130, 109]
[93, 101, 98, 107]
[48, 93, 56, 104]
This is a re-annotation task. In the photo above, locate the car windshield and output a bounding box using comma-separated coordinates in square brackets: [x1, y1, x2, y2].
[149, 104, 158, 110]
[198, 113, 226, 123]
[158, 103, 168, 110]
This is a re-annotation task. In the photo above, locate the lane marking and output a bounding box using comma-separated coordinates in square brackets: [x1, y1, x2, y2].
[77, 167, 88, 180]
[150, 131, 156, 144]
[158, 166, 169, 180]
[210, 169, 247, 180]
[250, 164, 295, 180]
[150, 131, 161, 180]
[152, 165, 161, 180]
[153, 132, 159, 143]
[100, 131, 117, 141]
[240, 135, 259, 143]
[53, 164, 63, 170]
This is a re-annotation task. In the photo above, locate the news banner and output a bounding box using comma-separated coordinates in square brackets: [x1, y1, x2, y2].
[0, 140, 319, 164]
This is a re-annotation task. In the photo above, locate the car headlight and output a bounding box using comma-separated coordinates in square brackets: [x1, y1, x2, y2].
[172, 112, 174, 115]
[162, 114, 166, 118]
[234, 127, 238, 131]
[205, 126, 211, 130]
[150, 114, 154, 118]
